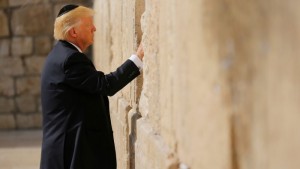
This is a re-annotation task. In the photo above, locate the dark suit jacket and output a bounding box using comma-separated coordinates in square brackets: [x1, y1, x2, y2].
[40, 40, 140, 169]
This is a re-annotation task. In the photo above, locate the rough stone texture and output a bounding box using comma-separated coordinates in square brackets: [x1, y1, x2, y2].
[11, 37, 33, 56]
[16, 94, 37, 113]
[11, 4, 52, 36]
[0, 0, 8, 8]
[94, 0, 300, 169]
[16, 76, 40, 95]
[16, 113, 42, 129]
[111, 98, 131, 169]
[0, 114, 16, 129]
[0, 97, 15, 114]
[0, 57, 24, 76]
[0, 76, 14, 97]
[25, 56, 46, 74]
[0, 10, 9, 37]
[34, 36, 51, 55]
[0, 38, 10, 56]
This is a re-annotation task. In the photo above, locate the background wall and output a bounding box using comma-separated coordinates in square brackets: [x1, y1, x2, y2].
[0, 0, 93, 129]
[93, 0, 300, 169]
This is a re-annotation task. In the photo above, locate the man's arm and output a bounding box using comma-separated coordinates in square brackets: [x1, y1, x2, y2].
[64, 53, 140, 96]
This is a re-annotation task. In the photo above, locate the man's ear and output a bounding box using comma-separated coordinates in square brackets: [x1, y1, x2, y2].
[68, 28, 77, 38]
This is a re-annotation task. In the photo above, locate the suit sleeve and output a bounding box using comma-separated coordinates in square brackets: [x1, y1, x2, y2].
[64, 53, 140, 96]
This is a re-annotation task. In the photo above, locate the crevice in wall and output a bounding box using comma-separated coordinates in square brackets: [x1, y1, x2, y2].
[134, 0, 145, 106]
[128, 0, 145, 168]
[230, 114, 239, 169]
[129, 110, 141, 169]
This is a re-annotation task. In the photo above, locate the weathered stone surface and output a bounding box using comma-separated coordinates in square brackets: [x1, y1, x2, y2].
[11, 37, 33, 56]
[25, 56, 46, 74]
[16, 76, 40, 95]
[0, 76, 14, 96]
[34, 36, 52, 55]
[135, 118, 177, 169]
[0, 10, 9, 37]
[16, 94, 36, 113]
[9, 0, 48, 7]
[0, 97, 15, 113]
[0, 57, 24, 76]
[111, 98, 131, 169]
[16, 113, 42, 129]
[11, 4, 52, 36]
[0, 39, 10, 56]
[0, 114, 16, 129]
[0, 0, 8, 8]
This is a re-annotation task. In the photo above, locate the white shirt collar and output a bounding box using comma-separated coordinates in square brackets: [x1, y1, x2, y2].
[68, 41, 82, 53]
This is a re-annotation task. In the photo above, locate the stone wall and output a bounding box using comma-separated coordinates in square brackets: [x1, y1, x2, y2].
[93, 0, 300, 169]
[0, 0, 92, 129]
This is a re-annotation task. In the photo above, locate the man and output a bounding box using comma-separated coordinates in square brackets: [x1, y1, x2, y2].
[40, 4, 144, 169]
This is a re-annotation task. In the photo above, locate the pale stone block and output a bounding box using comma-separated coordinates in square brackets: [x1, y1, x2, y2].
[0, 76, 14, 96]
[135, 118, 177, 169]
[0, 97, 15, 113]
[0, 57, 24, 76]
[16, 94, 36, 113]
[138, 0, 160, 132]
[0, 39, 10, 56]
[16, 76, 40, 95]
[16, 113, 42, 129]
[111, 98, 131, 169]
[11, 4, 52, 36]
[93, 0, 112, 73]
[11, 37, 33, 56]
[0, 114, 16, 129]
[0, 10, 9, 37]
[34, 36, 52, 55]
[25, 56, 46, 74]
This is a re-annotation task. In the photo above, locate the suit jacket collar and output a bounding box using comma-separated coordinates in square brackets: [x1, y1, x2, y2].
[59, 40, 81, 52]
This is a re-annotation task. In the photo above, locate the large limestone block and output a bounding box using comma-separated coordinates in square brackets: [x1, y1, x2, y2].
[109, 0, 123, 69]
[135, 118, 178, 169]
[120, 0, 135, 103]
[16, 76, 40, 95]
[0, 76, 14, 96]
[0, 97, 15, 113]
[169, 1, 232, 168]
[11, 4, 52, 36]
[16, 113, 42, 129]
[25, 56, 46, 74]
[0, 39, 10, 56]
[16, 94, 37, 113]
[11, 37, 33, 56]
[0, 57, 24, 76]
[0, 10, 9, 37]
[111, 98, 131, 169]
[93, 0, 112, 73]
[34, 36, 52, 55]
[138, 0, 160, 130]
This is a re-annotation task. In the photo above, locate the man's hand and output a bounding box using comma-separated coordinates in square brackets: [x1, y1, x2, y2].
[136, 43, 144, 61]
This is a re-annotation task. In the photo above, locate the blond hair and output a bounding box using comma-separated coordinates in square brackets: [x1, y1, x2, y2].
[54, 6, 95, 40]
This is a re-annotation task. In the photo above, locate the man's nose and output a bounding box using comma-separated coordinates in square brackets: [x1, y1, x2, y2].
[92, 25, 96, 32]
